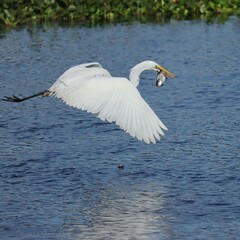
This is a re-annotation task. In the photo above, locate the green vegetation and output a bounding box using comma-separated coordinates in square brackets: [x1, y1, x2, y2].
[1, 0, 240, 27]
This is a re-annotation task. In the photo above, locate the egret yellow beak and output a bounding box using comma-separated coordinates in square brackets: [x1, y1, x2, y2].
[155, 65, 175, 78]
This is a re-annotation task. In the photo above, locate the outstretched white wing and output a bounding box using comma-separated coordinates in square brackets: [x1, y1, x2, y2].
[49, 62, 111, 95]
[50, 73, 167, 144]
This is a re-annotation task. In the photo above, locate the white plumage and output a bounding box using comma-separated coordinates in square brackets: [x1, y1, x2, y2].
[48, 60, 175, 144]
[3, 60, 175, 144]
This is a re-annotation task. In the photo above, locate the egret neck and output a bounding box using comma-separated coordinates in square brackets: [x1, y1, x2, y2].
[129, 61, 156, 88]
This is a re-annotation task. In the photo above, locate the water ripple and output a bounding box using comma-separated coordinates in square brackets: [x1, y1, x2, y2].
[1, 18, 240, 240]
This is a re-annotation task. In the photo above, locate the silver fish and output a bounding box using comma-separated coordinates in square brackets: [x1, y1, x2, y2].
[156, 71, 168, 87]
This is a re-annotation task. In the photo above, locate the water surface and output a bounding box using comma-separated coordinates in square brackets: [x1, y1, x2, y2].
[0, 18, 240, 240]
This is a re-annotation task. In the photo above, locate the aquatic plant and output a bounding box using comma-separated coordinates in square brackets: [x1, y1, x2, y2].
[0, 0, 240, 27]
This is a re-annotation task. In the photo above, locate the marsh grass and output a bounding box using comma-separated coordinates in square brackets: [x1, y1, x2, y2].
[1, 0, 240, 27]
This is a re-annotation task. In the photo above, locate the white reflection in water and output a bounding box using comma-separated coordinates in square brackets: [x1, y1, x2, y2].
[65, 182, 174, 240]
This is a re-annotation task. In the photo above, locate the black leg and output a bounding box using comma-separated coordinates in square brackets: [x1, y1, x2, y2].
[1, 90, 50, 103]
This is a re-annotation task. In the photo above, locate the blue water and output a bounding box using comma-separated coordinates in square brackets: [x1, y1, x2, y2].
[0, 18, 240, 240]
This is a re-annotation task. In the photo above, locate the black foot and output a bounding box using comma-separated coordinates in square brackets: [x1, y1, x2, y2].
[2, 95, 24, 102]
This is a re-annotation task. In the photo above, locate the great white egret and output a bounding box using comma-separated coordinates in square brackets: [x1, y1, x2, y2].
[2, 60, 175, 144]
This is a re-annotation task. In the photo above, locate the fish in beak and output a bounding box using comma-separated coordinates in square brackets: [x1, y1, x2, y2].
[156, 71, 167, 87]
[155, 65, 175, 87]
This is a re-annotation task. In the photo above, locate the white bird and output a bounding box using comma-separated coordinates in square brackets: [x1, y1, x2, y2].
[2, 60, 175, 144]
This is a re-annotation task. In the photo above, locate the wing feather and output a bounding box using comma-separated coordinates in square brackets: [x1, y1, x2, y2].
[51, 75, 167, 144]
[49, 62, 111, 95]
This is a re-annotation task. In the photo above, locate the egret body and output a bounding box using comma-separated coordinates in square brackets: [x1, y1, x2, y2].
[2, 60, 175, 144]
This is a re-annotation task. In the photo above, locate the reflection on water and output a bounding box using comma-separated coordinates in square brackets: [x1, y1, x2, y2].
[65, 183, 172, 240]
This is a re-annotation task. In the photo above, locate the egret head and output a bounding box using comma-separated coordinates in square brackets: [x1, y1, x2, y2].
[129, 60, 175, 88]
